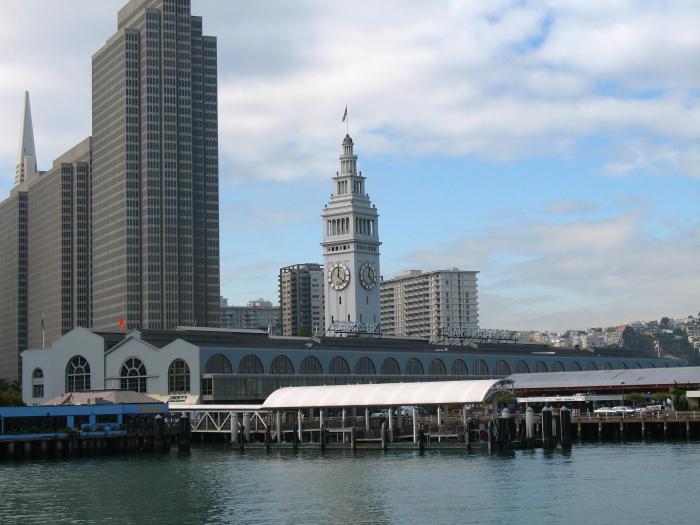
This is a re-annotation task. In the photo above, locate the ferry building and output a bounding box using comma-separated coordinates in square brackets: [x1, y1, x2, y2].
[20, 326, 678, 406]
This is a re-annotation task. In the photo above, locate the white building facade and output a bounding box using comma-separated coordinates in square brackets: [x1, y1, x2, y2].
[322, 135, 381, 333]
[381, 269, 479, 341]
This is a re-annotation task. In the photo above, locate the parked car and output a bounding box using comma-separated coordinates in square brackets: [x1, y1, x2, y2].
[594, 407, 617, 415]
[611, 406, 636, 415]
[638, 404, 663, 414]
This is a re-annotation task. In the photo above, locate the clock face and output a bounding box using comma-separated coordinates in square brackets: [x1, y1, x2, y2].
[328, 262, 351, 291]
[360, 262, 377, 290]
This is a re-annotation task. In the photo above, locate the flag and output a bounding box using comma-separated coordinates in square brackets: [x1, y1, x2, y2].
[40, 313, 45, 331]
[119, 317, 125, 331]
[342, 105, 347, 122]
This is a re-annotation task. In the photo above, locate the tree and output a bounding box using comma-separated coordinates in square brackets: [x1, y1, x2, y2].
[0, 379, 23, 406]
[660, 317, 670, 329]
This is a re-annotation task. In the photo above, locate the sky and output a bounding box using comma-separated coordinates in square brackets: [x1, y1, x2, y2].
[0, 0, 698, 331]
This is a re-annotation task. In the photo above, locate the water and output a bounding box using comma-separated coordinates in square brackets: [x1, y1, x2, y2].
[1, 443, 699, 524]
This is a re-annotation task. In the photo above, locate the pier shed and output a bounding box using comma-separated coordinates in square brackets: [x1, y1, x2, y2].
[261, 379, 509, 410]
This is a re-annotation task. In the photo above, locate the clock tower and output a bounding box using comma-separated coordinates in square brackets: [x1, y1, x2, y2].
[322, 134, 381, 334]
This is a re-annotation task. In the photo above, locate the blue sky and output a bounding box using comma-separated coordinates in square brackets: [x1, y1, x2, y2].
[0, 0, 698, 330]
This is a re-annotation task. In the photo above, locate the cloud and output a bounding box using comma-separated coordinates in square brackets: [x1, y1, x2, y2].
[603, 141, 700, 179]
[404, 211, 700, 330]
[543, 200, 598, 215]
[210, 0, 700, 181]
[1, 0, 699, 184]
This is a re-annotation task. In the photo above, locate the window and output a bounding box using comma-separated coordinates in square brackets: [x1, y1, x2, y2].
[602, 361, 613, 370]
[535, 361, 548, 373]
[300, 356, 323, 374]
[66, 355, 91, 392]
[32, 368, 44, 398]
[495, 360, 511, 375]
[429, 359, 447, 375]
[239, 354, 264, 374]
[406, 358, 424, 375]
[270, 355, 294, 374]
[168, 359, 191, 393]
[570, 361, 582, 372]
[380, 357, 401, 375]
[329, 356, 350, 374]
[204, 353, 232, 374]
[120, 357, 147, 392]
[451, 359, 468, 376]
[587, 362, 598, 371]
[472, 359, 489, 376]
[552, 361, 565, 372]
[515, 361, 530, 374]
[355, 357, 376, 375]
[619, 362, 628, 370]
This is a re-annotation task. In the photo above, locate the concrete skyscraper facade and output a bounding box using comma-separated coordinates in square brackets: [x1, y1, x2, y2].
[380, 269, 479, 341]
[91, 0, 220, 332]
[26, 139, 93, 350]
[322, 134, 381, 333]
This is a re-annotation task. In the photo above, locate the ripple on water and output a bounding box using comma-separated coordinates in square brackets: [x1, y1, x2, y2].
[1, 443, 699, 524]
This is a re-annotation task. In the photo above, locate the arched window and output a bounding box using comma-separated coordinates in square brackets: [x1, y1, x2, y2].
[329, 356, 350, 374]
[663, 362, 670, 368]
[633, 362, 642, 369]
[495, 360, 511, 375]
[380, 357, 401, 375]
[205, 353, 232, 374]
[515, 361, 530, 374]
[120, 357, 147, 392]
[355, 357, 376, 375]
[270, 355, 294, 374]
[552, 361, 565, 372]
[451, 359, 469, 376]
[300, 356, 323, 374]
[619, 362, 628, 369]
[32, 368, 44, 398]
[66, 355, 91, 392]
[587, 362, 598, 371]
[602, 361, 613, 370]
[429, 359, 447, 375]
[570, 361, 582, 372]
[535, 361, 548, 373]
[168, 359, 190, 393]
[472, 359, 489, 376]
[649, 363, 657, 368]
[406, 358, 424, 375]
[239, 354, 264, 374]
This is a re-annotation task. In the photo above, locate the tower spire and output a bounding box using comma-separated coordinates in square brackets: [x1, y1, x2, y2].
[15, 91, 37, 186]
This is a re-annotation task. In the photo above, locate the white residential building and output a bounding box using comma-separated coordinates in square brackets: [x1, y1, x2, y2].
[380, 269, 478, 341]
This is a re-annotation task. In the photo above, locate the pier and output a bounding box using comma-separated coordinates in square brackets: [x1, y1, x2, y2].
[0, 402, 192, 461]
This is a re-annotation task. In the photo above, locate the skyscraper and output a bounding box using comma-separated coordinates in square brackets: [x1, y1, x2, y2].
[15, 91, 38, 186]
[279, 264, 325, 336]
[27, 139, 92, 350]
[0, 187, 27, 380]
[91, 0, 220, 331]
[380, 269, 479, 341]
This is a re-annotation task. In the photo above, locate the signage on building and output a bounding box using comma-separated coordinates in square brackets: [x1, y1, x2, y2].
[329, 321, 382, 335]
[439, 327, 518, 343]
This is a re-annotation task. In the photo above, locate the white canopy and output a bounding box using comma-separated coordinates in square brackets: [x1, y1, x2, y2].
[261, 379, 508, 409]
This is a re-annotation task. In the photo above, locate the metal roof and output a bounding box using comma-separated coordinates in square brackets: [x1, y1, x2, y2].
[510, 366, 700, 391]
[261, 379, 507, 409]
